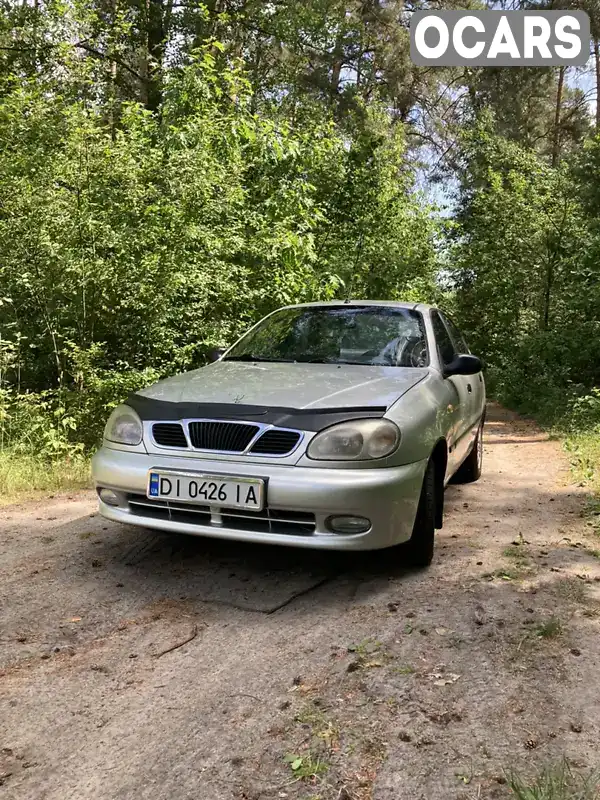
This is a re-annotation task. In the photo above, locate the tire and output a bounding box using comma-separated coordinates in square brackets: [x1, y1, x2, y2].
[405, 459, 436, 568]
[453, 423, 483, 484]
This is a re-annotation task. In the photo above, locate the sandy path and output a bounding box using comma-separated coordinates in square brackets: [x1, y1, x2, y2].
[1, 403, 599, 800]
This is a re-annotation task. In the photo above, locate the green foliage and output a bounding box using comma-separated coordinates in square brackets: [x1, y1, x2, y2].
[284, 753, 329, 780]
[0, 450, 90, 506]
[535, 618, 563, 639]
[0, 49, 437, 457]
[0, 392, 81, 460]
[565, 432, 600, 494]
[507, 758, 600, 800]
[566, 390, 600, 434]
[450, 119, 600, 499]
[452, 119, 588, 379]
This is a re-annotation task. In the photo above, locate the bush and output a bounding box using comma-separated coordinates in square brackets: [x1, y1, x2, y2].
[0, 389, 83, 460]
[566, 389, 600, 434]
[0, 360, 161, 457]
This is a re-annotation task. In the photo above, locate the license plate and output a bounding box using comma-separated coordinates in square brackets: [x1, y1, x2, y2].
[147, 471, 265, 511]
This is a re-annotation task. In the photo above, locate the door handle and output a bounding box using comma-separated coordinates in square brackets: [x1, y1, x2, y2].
[467, 383, 472, 393]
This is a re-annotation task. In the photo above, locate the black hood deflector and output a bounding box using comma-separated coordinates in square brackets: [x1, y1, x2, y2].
[127, 393, 387, 432]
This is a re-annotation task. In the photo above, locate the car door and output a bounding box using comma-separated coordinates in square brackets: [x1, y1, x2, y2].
[440, 312, 485, 432]
[430, 310, 473, 474]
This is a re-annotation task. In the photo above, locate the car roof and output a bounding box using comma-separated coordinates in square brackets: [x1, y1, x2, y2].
[278, 300, 435, 313]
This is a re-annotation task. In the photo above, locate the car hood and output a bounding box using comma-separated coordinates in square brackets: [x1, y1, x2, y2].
[137, 361, 428, 410]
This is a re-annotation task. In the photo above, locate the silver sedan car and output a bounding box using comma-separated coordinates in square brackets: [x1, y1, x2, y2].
[92, 301, 485, 566]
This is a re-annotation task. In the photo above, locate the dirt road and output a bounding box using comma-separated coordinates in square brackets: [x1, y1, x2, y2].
[1, 405, 600, 800]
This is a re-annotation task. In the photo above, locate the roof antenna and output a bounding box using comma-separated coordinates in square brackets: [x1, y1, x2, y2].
[344, 232, 364, 303]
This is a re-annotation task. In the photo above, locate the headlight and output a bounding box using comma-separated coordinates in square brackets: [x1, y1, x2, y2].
[104, 404, 143, 445]
[307, 419, 400, 461]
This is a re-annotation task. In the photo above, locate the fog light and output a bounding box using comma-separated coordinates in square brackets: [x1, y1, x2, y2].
[326, 515, 371, 534]
[99, 488, 120, 506]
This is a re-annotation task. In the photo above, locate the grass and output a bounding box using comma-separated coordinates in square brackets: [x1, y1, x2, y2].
[346, 638, 389, 671]
[504, 545, 531, 568]
[535, 617, 563, 639]
[508, 758, 600, 799]
[488, 567, 527, 581]
[295, 703, 340, 749]
[391, 664, 415, 675]
[565, 432, 600, 495]
[582, 497, 600, 534]
[504, 544, 526, 560]
[503, 533, 533, 569]
[566, 431, 600, 543]
[554, 577, 589, 605]
[284, 752, 329, 780]
[0, 450, 91, 505]
[347, 638, 382, 657]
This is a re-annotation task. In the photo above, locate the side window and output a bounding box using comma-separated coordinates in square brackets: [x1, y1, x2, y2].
[441, 313, 470, 354]
[431, 311, 455, 365]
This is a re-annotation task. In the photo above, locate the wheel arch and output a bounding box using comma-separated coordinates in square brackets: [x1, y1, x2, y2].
[430, 438, 448, 529]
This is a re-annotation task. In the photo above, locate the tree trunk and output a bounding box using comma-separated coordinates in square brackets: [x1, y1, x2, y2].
[547, 66, 565, 332]
[542, 251, 554, 330]
[107, 0, 118, 139]
[145, 0, 167, 113]
[330, 33, 344, 103]
[551, 66, 564, 168]
[595, 39, 600, 132]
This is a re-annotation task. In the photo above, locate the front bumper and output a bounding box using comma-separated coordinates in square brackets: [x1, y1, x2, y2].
[91, 446, 427, 551]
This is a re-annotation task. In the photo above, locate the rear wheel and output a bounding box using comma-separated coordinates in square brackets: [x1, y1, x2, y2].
[453, 423, 483, 484]
[404, 459, 436, 568]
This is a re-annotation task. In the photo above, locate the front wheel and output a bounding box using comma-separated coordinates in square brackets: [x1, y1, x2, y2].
[404, 459, 436, 567]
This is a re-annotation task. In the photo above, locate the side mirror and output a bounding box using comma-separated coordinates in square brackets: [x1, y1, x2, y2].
[207, 347, 226, 363]
[444, 353, 482, 377]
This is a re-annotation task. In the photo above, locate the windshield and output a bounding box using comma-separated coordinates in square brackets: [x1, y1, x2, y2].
[224, 305, 429, 367]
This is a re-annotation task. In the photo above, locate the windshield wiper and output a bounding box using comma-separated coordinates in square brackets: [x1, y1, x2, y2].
[223, 354, 297, 363]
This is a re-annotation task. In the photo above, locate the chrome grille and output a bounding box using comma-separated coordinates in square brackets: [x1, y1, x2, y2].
[149, 418, 304, 456]
[127, 494, 316, 535]
[188, 421, 260, 452]
[152, 423, 187, 448]
[250, 429, 301, 455]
